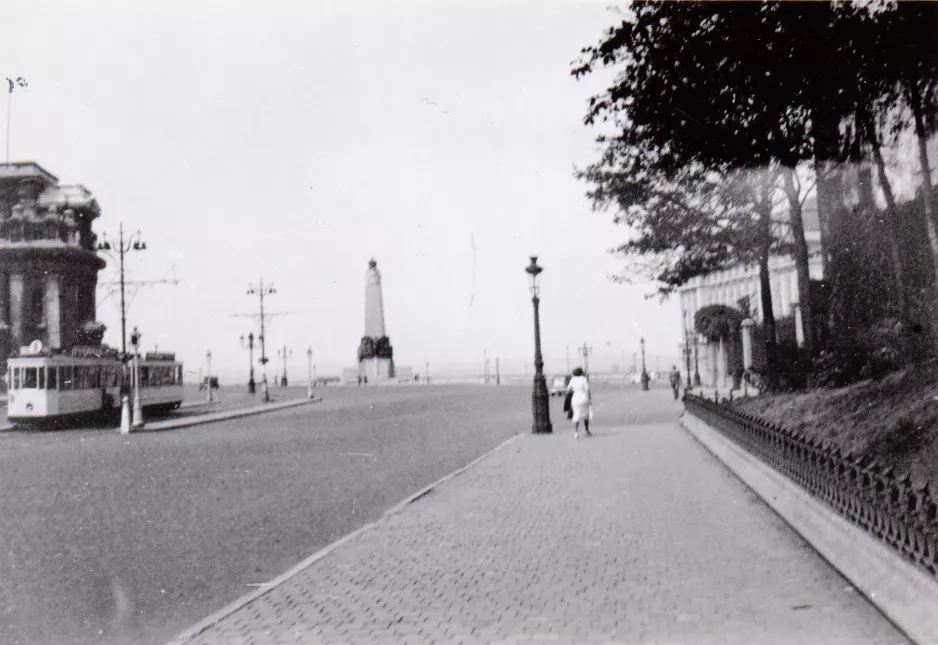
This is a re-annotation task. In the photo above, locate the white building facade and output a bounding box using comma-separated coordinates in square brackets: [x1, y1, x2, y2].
[677, 199, 823, 387]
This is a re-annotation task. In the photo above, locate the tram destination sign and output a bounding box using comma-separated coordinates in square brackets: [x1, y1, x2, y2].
[69, 346, 120, 359]
[145, 352, 176, 361]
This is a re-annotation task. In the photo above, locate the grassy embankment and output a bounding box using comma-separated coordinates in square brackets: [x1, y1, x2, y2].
[733, 362, 938, 492]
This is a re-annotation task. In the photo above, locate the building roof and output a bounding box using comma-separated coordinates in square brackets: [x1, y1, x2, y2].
[0, 162, 59, 185]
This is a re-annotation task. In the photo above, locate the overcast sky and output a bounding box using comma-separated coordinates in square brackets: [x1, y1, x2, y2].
[1, 0, 684, 380]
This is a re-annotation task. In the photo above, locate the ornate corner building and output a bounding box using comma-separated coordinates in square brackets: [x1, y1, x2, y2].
[0, 162, 106, 370]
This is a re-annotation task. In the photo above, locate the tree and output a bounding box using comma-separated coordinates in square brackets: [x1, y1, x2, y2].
[572, 1, 823, 359]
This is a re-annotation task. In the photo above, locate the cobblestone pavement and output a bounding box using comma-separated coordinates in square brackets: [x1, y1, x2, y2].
[176, 391, 908, 645]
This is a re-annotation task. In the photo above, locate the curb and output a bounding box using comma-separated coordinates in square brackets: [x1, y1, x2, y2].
[141, 397, 322, 432]
[681, 411, 938, 645]
[163, 430, 525, 645]
[0, 398, 321, 434]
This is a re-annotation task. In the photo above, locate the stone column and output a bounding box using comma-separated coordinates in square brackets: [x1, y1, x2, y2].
[718, 336, 727, 386]
[708, 340, 719, 387]
[9, 273, 24, 348]
[741, 318, 755, 370]
[44, 275, 61, 349]
[780, 269, 791, 316]
[793, 301, 805, 347]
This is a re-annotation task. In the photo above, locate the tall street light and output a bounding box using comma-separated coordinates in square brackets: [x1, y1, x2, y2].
[684, 324, 694, 392]
[526, 256, 552, 434]
[693, 334, 702, 386]
[640, 337, 650, 391]
[205, 350, 215, 403]
[306, 346, 313, 399]
[247, 280, 275, 402]
[130, 326, 144, 428]
[96, 223, 146, 355]
[240, 332, 256, 394]
[278, 346, 292, 387]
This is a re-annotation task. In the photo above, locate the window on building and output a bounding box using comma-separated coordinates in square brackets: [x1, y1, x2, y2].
[61, 365, 73, 390]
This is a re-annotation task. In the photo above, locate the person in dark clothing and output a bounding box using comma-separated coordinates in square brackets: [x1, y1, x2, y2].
[669, 365, 682, 400]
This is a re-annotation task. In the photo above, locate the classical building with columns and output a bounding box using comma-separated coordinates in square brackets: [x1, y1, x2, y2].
[0, 162, 107, 372]
[677, 197, 823, 387]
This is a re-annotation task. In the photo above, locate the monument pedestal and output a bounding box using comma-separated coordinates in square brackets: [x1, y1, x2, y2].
[359, 357, 394, 380]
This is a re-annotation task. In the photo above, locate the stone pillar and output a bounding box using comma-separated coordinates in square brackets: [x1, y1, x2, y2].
[718, 336, 727, 386]
[9, 273, 23, 348]
[44, 275, 61, 349]
[708, 340, 719, 387]
[793, 301, 804, 347]
[780, 269, 791, 317]
[741, 318, 755, 370]
[0, 272, 7, 324]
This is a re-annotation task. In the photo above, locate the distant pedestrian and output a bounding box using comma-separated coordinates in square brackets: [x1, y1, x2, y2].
[357, 376, 362, 387]
[669, 365, 682, 400]
[567, 367, 592, 439]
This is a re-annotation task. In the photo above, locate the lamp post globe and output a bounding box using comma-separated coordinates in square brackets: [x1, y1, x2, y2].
[525, 256, 552, 434]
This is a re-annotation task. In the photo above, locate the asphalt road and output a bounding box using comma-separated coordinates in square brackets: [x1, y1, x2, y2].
[0, 382, 617, 645]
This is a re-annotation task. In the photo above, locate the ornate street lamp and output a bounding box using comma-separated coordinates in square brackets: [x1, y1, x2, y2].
[693, 333, 702, 386]
[247, 281, 275, 402]
[525, 256, 552, 434]
[205, 350, 216, 403]
[277, 346, 292, 387]
[306, 346, 314, 399]
[130, 326, 144, 428]
[640, 337, 650, 392]
[240, 332, 256, 394]
[96, 223, 146, 355]
[684, 324, 694, 392]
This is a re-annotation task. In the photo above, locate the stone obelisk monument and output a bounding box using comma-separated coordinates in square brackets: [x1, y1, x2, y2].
[357, 259, 394, 380]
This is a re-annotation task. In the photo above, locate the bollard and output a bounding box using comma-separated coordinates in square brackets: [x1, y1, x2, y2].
[120, 395, 131, 434]
[132, 394, 144, 429]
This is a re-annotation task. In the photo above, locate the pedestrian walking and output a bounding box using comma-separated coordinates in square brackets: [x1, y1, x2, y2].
[669, 364, 682, 400]
[567, 367, 592, 439]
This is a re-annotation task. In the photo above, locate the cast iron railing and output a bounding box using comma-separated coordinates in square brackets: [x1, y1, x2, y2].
[685, 393, 938, 580]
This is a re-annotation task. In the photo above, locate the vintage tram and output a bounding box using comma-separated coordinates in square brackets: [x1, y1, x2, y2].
[6, 343, 184, 426]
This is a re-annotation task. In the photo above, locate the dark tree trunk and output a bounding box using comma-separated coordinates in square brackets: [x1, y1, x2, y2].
[756, 187, 779, 392]
[858, 107, 915, 363]
[906, 78, 938, 350]
[782, 166, 816, 358]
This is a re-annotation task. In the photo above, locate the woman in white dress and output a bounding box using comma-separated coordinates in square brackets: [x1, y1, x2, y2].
[566, 367, 592, 439]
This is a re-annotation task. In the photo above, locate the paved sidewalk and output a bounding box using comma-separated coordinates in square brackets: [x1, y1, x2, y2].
[170, 393, 907, 645]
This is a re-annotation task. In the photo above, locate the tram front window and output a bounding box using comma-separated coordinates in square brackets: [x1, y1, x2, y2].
[22, 368, 38, 389]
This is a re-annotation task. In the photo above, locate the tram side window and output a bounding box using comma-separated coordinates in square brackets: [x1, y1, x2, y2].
[177, 365, 183, 385]
[12, 368, 20, 390]
[61, 366, 73, 390]
[23, 368, 37, 389]
[47, 366, 57, 390]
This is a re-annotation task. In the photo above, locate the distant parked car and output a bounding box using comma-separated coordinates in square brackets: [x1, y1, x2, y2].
[550, 375, 571, 397]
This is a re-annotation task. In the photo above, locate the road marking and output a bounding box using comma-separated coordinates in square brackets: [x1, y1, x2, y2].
[339, 452, 375, 457]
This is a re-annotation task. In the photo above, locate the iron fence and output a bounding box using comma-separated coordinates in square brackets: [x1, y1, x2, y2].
[685, 393, 938, 580]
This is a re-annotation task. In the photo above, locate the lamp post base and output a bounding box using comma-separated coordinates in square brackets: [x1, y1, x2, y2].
[532, 374, 553, 434]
